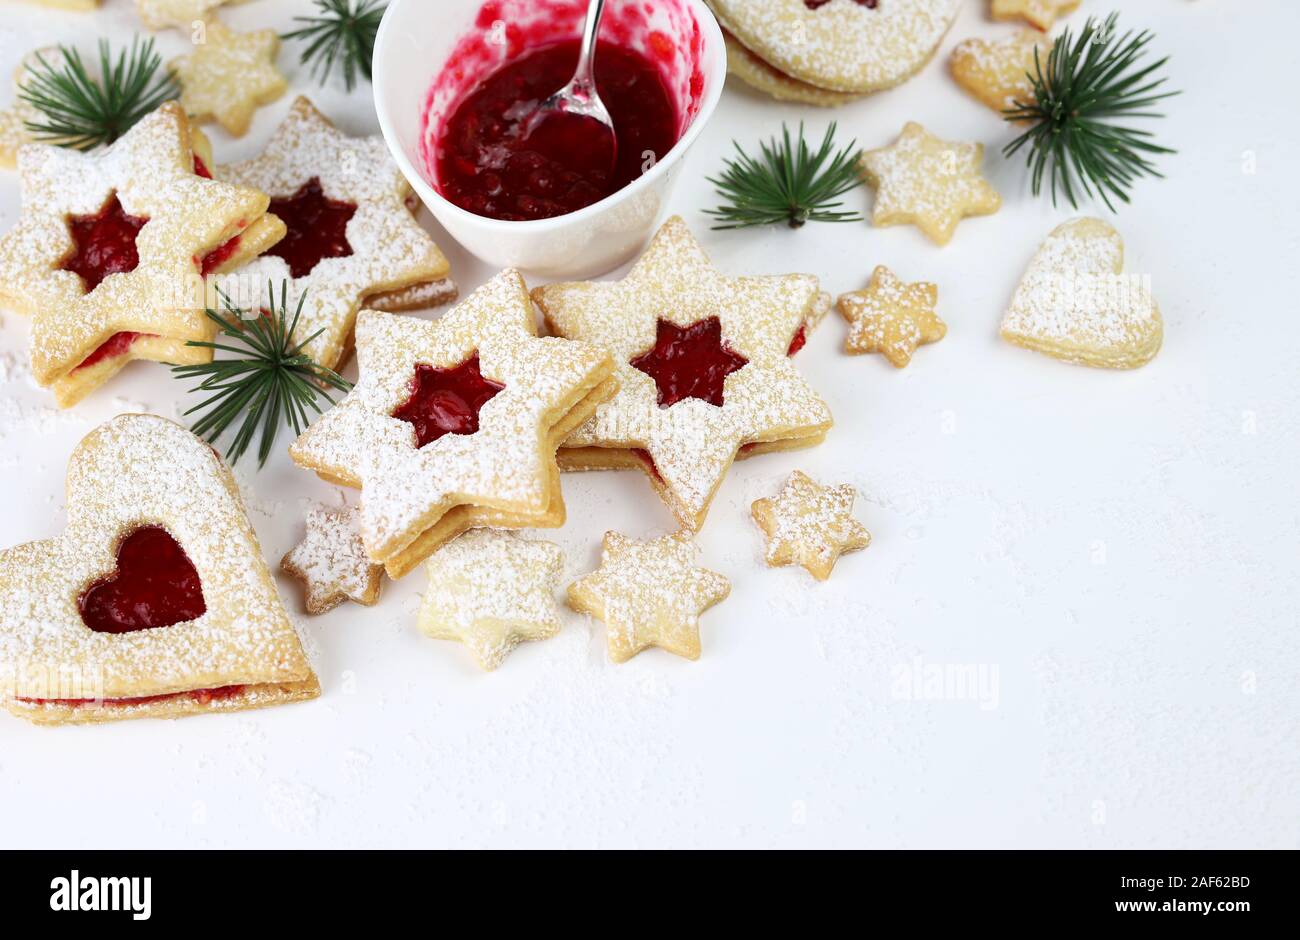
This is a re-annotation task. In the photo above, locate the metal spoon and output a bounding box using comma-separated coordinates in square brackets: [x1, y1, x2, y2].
[521, 0, 617, 175]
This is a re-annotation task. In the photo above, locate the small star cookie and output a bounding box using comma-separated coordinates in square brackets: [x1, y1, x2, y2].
[950, 29, 1051, 114]
[991, 0, 1080, 32]
[751, 471, 871, 582]
[289, 270, 617, 579]
[859, 122, 1001, 246]
[1000, 217, 1162, 369]
[137, 0, 237, 31]
[568, 531, 730, 663]
[281, 505, 383, 615]
[170, 19, 287, 137]
[836, 266, 946, 368]
[0, 102, 276, 406]
[213, 97, 451, 371]
[417, 529, 564, 671]
[532, 216, 832, 532]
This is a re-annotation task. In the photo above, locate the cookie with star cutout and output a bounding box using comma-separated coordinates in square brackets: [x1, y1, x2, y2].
[532, 216, 832, 532]
[709, 0, 962, 95]
[991, 0, 1079, 32]
[281, 505, 384, 615]
[417, 529, 565, 671]
[837, 266, 946, 368]
[212, 97, 451, 372]
[0, 415, 319, 725]
[752, 471, 871, 581]
[170, 18, 287, 138]
[950, 29, 1051, 114]
[859, 122, 1001, 246]
[0, 102, 280, 407]
[999, 218, 1163, 369]
[568, 531, 730, 663]
[289, 270, 618, 579]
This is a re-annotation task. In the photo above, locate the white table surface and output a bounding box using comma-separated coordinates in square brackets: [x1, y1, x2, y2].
[0, 0, 1295, 849]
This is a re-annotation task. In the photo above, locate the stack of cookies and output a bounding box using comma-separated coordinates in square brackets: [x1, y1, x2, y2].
[712, 0, 962, 105]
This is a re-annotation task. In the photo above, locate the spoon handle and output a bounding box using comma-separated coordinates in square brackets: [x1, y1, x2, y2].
[572, 0, 606, 97]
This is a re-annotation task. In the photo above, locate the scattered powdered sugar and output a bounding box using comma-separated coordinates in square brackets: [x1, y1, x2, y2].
[214, 96, 449, 371]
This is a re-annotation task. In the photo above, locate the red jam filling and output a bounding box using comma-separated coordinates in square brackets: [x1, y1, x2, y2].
[198, 233, 242, 276]
[436, 39, 678, 221]
[632, 448, 664, 483]
[79, 525, 206, 634]
[391, 353, 505, 448]
[787, 323, 808, 357]
[193, 153, 212, 178]
[266, 177, 357, 278]
[804, 0, 877, 8]
[74, 331, 156, 371]
[630, 317, 748, 408]
[18, 685, 245, 708]
[60, 193, 149, 293]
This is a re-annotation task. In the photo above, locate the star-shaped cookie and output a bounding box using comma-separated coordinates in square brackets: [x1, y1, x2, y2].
[136, 0, 238, 31]
[991, 0, 1080, 31]
[289, 270, 617, 579]
[281, 505, 384, 614]
[950, 29, 1051, 114]
[417, 529, 565, 671]
[0, 50, 50, 170]
[859, 122, 1001, 246]
[751, 471, 871, 581]
[568, 531, 730, 663]
[837, 266, 946, 368]
[0, 102, 274, 405]
[170, 19, 287, 137]
[213, 97, 450, 372]
[532, 216, 832, 532]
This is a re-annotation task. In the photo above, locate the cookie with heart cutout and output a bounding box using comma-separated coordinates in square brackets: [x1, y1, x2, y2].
[1000, 218, 1163, 369]
[0, 102, 280, 407]
[289, 269, 618, 579]
[0, 414, 320, 725]
[709, 0, 962, 94]
[211, 97, 451, 373]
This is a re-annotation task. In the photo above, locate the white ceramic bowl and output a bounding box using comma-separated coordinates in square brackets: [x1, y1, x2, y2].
[372, 0, 726, 279]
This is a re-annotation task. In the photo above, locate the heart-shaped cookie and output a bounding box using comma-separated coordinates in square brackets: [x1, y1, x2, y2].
[1000, 218, 1163, 369]
[0, 414, 319, 724]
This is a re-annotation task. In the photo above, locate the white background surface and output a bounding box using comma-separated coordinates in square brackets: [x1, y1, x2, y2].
[0, 0, 1296, 849]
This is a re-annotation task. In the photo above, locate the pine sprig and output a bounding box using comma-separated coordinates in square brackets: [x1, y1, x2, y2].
[18, 38, 179, 151]
[706, 122, 864, 230]
[173, 284, 351, 469]
[1003, 13, 1179, 211]
[284, 0, 388, 92]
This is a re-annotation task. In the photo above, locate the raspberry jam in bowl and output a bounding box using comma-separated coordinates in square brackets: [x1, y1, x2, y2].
[372, 0, 726, 278]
